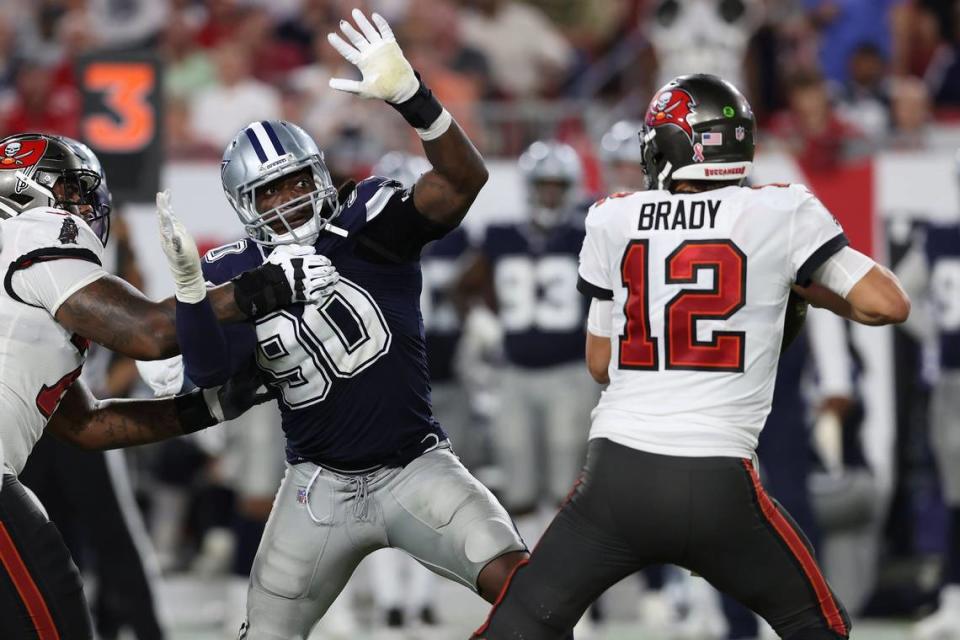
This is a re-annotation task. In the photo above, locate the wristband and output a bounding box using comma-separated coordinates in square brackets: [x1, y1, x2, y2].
[389, 72, 444, 129]
[173, 389, 217, 433]
[232, 264, 291, 318]
[416, 109, 451, 141]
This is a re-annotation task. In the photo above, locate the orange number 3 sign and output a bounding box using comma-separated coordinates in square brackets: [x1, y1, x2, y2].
[82, 62, 156, 153]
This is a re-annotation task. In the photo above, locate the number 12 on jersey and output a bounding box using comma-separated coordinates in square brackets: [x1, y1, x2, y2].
[619, 239, 746, 372]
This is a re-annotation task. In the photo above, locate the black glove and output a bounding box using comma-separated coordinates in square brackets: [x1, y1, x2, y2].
[174, 360, 274, 432]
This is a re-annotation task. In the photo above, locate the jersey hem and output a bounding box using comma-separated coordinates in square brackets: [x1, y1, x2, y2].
[577, 275, 613, 300]
[589, 429, 756, 459]
[50, 270, 108, 315]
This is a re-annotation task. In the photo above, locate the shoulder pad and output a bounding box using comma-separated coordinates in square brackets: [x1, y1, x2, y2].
[201, 238, 263, 285]
[9, 207, 104, 261]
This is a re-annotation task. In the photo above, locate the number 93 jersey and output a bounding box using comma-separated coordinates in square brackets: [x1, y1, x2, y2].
[202, 177, 451, 470]
[578, 184, 848, 458]
[482, 218, 588, 368]
[922, 223, 960, 371]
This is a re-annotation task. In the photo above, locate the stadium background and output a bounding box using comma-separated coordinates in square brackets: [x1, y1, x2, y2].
[3, 0, 960, 638]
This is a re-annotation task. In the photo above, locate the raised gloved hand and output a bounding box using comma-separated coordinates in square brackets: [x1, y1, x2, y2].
[327, 9, 419, 103]
[135, 355, 185, 397]
[157, 190, 206, 304]
[265, 244, 340, 306]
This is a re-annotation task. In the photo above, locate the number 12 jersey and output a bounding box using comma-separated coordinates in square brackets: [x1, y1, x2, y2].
[578, 184, 848, 458]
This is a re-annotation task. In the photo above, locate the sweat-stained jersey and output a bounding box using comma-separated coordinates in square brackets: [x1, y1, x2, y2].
[0, 208, 107, 475]
[201, 177, 451, 470]
[482, 218, 588, 368]
[923, 222, 960, 371]
[578, 184, 848, 458]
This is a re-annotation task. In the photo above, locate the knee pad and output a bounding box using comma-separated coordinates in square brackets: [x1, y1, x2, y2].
[465, 518, 524, 565]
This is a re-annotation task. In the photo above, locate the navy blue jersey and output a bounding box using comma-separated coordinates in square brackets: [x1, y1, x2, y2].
[201, 177, 451, 469]
[923, 222, 960, 371]
[421, 227, 468, 382]
[481, 217, 588, 368]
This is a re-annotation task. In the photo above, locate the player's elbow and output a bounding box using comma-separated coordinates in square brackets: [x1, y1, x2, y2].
[588, 361, 610, 385]
[876, 292, 911, 325]
[586, 333, 611, 384]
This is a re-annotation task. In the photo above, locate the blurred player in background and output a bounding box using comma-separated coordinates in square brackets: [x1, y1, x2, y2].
[599, 119, 647, 193]
[0, 132, 309, 639]
[896, 153, 960, 639]
[170, 11, 529, 639]
[474, 73, 911, 640]
[457, 140, 597, 547]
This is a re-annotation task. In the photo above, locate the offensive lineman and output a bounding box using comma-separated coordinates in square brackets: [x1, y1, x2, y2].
[473, 74, 910, 640]
[0, 133, 333, 639]
[170, 11, 528, 639]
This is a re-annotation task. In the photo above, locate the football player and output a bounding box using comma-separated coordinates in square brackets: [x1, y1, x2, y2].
[599, 119, 647, 193]
[168, 11, 528, 640]
[457, 140, 598, 525]
[896, 154, 960, 639]
[472, 74, 910, 640]
[0, 134, 323, 639]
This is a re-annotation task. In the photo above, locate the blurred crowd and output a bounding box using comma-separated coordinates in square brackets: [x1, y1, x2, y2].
[0, 0, 959, 168]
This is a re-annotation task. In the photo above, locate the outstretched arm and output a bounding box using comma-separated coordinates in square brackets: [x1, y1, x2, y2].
[54, 276, 248, 361]
[48, 366, 269, 451]
[328, 10, 487, 228]
[49, 378, 189, 450]
[55, 193, 333, 362]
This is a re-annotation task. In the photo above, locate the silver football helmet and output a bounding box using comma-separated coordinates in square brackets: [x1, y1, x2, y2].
[371, 151, 431, 189]
[599, 120, 646, 192]
[221, 120, 337, 246]
[518, 140, 582, 228]
[600, 120, 644, 165]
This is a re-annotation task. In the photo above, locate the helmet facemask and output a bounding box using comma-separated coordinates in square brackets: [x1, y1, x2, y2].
[229, 155, 338, 246]
[29, 165, 111, 245]
[528, 178, 575, 228]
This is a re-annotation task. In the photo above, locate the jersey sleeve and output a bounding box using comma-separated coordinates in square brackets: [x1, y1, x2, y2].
[355, 177, 457, 263]
[789, 187, 849, 286]
[6, 210, 108, 314]
[201, 239, 259, 286]
[577, 205, 614, 300]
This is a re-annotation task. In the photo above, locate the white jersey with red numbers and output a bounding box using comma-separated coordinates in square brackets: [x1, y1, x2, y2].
[0, 207, 107, 476]
[578, 184, 848, 458]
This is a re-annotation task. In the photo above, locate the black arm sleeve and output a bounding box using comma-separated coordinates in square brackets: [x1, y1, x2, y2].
[356, 189, 457, 263]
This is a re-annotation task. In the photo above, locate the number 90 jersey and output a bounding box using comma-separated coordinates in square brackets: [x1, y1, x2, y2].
[201, 177, 448, 470]
[578, 184, 848, 458]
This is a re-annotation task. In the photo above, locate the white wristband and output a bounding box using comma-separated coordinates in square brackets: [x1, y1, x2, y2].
[416, 108, 452, 141]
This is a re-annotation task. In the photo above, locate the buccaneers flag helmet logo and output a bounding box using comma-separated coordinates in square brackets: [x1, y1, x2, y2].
[645, 88, 696, 142]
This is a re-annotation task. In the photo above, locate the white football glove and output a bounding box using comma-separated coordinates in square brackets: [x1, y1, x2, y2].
[266, 244, 340, 306]
[157, 190, 206, 304]
[136, 355, 185, 397]
[327, 9, 419, 103]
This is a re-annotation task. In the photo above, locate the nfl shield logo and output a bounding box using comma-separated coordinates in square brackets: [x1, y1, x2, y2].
[735, 126, 746, 142]
[296, 487, 308, 505]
